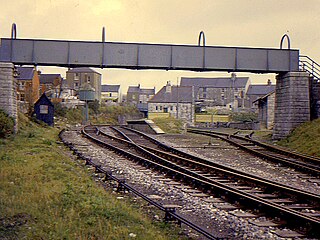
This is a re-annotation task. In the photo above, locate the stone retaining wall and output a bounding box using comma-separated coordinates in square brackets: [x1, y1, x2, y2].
[273, 72, 310, 139]
[0, 62, 18, 132]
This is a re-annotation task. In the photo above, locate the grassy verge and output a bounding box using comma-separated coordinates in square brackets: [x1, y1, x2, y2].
[277, 118, 320, 157]
[0, 116, 184, 239]
[152, 117, 183, 134]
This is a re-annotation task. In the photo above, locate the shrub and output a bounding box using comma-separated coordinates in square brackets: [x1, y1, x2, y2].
[0, 109, 15, 138]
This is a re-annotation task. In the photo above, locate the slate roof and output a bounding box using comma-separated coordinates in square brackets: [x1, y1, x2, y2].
[180, 77, 249, 88]
[127, 85, 155, 95]
[40, 74, 61, 84]
[101, 84, 120, 92]
[67, 67, 101, 74]
[16, 67, 35, 80]
[149, 86, 193, 103]
[246, 85, 276, 95]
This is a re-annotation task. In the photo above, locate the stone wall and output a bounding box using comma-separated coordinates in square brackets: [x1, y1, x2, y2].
[0, 62, 18, 132]
[273, 72, 310, 139]
[310, 79, 320, 119]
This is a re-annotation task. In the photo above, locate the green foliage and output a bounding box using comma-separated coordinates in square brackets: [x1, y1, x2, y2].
[53, 102, 67, 118]
[88, 99, 100, 115]
[95, 104, 141, 124]
[152, 117, 183, 134]
[278, 118, 320, 157]
[0, 109, 15, 138]
[230, 112, 258, 122]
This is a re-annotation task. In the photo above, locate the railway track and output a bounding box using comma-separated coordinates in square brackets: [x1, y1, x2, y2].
[187, 128, 320, 176]
[81, 125, 320, 238]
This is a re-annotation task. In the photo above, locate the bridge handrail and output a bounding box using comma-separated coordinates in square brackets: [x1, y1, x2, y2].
[299, 55, 320, 80]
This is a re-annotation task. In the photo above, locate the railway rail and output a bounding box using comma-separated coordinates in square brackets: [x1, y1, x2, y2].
[187, 128, 320, 176]
[80, 125, 320, 238]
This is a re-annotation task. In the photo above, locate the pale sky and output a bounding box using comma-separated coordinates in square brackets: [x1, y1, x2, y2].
[1, 0, 320, 93]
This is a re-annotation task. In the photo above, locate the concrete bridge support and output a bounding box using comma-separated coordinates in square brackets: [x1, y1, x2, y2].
[0, 62, 18, 132]
[273, 71, 310, 139]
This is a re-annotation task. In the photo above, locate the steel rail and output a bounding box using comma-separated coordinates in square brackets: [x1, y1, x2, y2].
[77, 126, 218, 239]
[187, 128, 320, 175]
[109, 126, 320, 200]
[89, 126, 320, 237]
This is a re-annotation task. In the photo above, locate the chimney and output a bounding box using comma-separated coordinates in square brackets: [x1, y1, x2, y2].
[267, 79, 272, 85]
[165, 81, 171, 93]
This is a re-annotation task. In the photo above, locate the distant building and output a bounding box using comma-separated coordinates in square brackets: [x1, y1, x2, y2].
[16, 67, 40, 110]
[66, 67, 101, 102]
[34, 93, 54, 126]
[101, 84, 121, 103]
[148, 81, 194, 124]
[180, 73, 250, 110]
[127, 84, 155, 116]
[39, 73, 63, 101]
[245, 79, 275, 109]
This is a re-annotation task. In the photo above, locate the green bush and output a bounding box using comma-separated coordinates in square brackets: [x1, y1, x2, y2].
[230, 112, 258, 122]
[0, 109, 15, 138]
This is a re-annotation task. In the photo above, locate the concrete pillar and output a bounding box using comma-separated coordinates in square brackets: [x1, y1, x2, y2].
[273, 71, 310, 139]
[0, 62, 18, 132]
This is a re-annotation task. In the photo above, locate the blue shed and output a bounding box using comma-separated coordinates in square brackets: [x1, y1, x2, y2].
[34, 93, 54, 126]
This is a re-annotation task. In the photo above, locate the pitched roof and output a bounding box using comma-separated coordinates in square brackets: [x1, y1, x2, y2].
[16, 67, 35, 80]
[127, 86, 140, 93]
[180, 77, 249, 88]
[101, 84, 120, 92]
[246, 84, 276, 95]
[127, 85, 155, 95]
[40, 74, 61, 84]
[149, 85, 193, 103]
[67, 67, 101, 75]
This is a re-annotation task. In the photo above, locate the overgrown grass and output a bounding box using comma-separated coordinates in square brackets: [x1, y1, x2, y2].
[151, 117, 184, 134]
[277, 118, 320, 157]
[0, 116, 184, 239]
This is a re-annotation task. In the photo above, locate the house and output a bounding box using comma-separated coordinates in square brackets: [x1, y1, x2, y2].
[65, 67, 101, 102]
[253, 91, 275, 130]
[180, 73, 250, 110]
[101, 84, 121, 103]
[16, 67, 40, 108]
[34, 93, 54, 126]
[245, 79, 275, 109]
[148, 81, 194, 124]
[39, 73, 63, 102]
[127, 84, 155, 116]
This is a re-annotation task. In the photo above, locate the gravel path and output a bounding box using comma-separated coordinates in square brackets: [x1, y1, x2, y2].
[61, 128, 318, 240]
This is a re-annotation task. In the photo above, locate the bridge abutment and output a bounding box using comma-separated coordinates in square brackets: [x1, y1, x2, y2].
[273, 71, 310, 139]
[0, 62, 18, 132]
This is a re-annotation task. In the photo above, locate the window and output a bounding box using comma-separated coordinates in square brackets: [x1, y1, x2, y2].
[19, 82, 25, 90]
[20, 93, 25, 101]
[156, 106, 158, 110]
[74, 82, 79, 88]
[75, 73, 79, 80]
[164, 107, 168, 113]
[109, 93, 112, 97]
[170, 106, 173, 111]
[40, 105, 48, 114]
[160, 106, 163, 111]
[87, 76, 91, 83]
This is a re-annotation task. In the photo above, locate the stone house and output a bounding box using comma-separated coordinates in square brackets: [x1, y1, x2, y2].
[16, 66, 40, 108]
[148, 81, 194, 124]
[245, 79, 275, 109]
[66, 67, 101, 102]
[101, 84, 121, 103]
[127, 84, 155, 116]
[180, 73, 250, 110]
[39, 73, 63, 101]
[253, 91, 275, 129]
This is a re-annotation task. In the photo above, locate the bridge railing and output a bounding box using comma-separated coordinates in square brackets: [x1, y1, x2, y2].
[299, 55, 320, 81]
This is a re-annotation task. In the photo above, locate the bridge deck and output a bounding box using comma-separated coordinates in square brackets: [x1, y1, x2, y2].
[0, 38, 299, 73]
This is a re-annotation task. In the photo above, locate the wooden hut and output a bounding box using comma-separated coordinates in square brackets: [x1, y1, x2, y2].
[34, 93, 54, 126]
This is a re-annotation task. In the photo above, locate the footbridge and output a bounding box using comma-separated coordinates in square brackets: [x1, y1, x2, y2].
[0, 25, 318, 138]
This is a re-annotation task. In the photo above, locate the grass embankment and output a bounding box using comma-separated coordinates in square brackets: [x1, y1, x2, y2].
[0, 115, 183, 239]
[278, 118, 320, 157]
[152, 117, 183, 134]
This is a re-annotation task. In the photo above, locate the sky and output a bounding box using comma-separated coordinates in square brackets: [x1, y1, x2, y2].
[1, 0, 320, 93]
